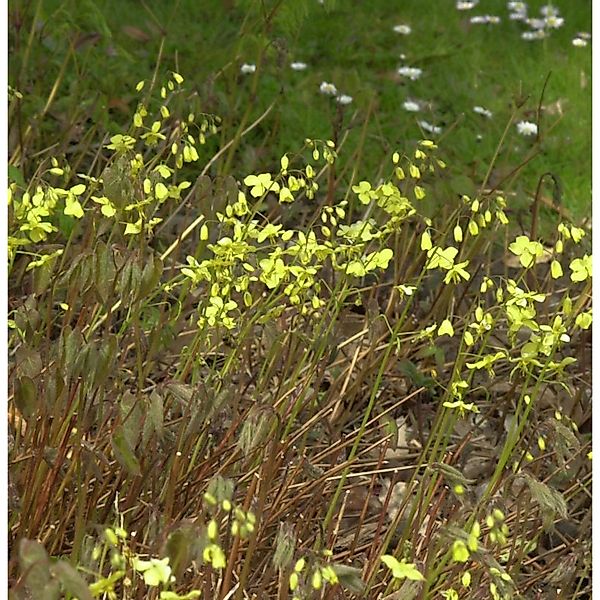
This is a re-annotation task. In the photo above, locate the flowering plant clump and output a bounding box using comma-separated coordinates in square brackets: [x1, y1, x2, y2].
[8, 63, 591, 600]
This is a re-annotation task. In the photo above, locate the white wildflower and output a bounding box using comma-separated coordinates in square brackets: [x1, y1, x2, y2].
[290, 62, 308, 71]
[540, 4, 559, 17]
[545, 15, 564, 29]
[577, 31, 592, 40]
[572, 37, 588, 47]
[336, 94, 353, 105]
[320, 81, 338, 96]
[507, 1, 527, 11]
[470, 15, 501, 24]
[393, 24, 412, 35]
[473, 106, 493, 118]
[509, 12, 527, 21]
[397, 66, 423, 80]
[516, 120, 538, 136]
[403, 100, 420, 112]
[456, 1, 478, 9]
[522, 30, 546, 40]
[240, 63, 256, 74]
[527, 17, 546, 29]
[418, 120, 443, 135]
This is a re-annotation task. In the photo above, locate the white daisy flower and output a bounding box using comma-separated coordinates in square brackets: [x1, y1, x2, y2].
[540, 4, 559, 17]
[290, 62, 308, 71]
[577, 31, 592, 40]
[509, 12, 527, 21]
[418, 120, 443, 135]
[397, 66, 423, 80]
[403, 100, 420, 112]
[336, 94, 353, 105]
[393, 24, 412, 35]
[320, 81, 338, 96]
[240, 63, 256, 74]
[456, 1, 478, 9]
[545, 15, 564, 29]
[527, 17, 546, 29]
[399, 53, 407, 60]
[516, 120, 538, 136]
[572, 37, 588, 47]
[473, 105, 493, 118]
[470, 15, 501, 24]
[522, 30, 546, 40]
[507, 1, 527, 10]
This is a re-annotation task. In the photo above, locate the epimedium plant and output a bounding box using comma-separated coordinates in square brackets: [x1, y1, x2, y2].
[8, 69, 591, 599]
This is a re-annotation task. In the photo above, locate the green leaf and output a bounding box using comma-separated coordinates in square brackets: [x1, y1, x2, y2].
[60, 327, 85, 377]
[449, 174, 477, 197]
[119, 390, 143, 450]
[93, 242, 116, 303]
[111, 426, 141, 476]
[137, 255, 163, 299]
[273, 523, 296, 571]
[93, 335, 118, 388]
[16, 345, 43, 379]
[166, 381, 195, 405]
[522, 473, 568, 531]
[8, 165, 26, 187]
[166, 524, 198, 579]
[51, 561, 93, 600]
[14, 376, 37, 420]
[18, 539, 52, 592]
[149, 391, 164, 437]
[332, 564, 366, 595]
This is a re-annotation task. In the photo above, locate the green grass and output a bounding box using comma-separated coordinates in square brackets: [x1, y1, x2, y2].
[10, 0, 591, 220]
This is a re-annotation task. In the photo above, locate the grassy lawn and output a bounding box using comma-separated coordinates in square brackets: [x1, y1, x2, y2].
[8, 2, 592, 599]
[10, 0, 591, 219]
